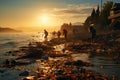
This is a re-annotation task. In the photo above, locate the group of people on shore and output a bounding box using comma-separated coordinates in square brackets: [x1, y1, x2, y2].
[44, 29, 68, 40]
[43, 23, 96, 43]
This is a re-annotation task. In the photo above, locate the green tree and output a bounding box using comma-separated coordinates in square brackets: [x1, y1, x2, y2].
[91, 8, 97, 24]
[91, 8, 96, 17]
[84, 1, 113, 30]
[100, 1, 113, 26]
[96, 5, 100, 17]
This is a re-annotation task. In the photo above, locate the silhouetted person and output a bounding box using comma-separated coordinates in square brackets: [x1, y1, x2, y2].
[44, 29, 48, 39]
[63, 29, 67, 39]
[52, 31, 56, 36]
[52, 31, 56, 39]
[89, 24, 96, 43]
[57, 31, 61, 38]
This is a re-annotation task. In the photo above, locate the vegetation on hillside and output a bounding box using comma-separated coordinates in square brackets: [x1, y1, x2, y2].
[84, 1, 113, 30]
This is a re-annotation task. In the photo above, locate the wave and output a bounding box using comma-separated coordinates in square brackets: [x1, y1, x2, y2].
[0, 41, 19, 48]
[0, 38, 12, 41]
[0, 39, 30, 48]
[5, 41, 17, 45]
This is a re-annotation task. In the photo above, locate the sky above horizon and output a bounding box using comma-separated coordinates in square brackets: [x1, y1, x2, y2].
[0, 0, 119, 31]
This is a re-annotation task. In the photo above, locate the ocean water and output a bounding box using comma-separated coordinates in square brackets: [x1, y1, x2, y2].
[0, 33, 120, 79]
[0, 33, 31, 52]
[0, 33, 32, 79]
[0, 33, 46, 63]
[0, 33, 51, 80]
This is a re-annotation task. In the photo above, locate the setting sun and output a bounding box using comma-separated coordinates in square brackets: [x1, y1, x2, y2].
[41, 15, 49, 23]
[38, 14, 59, 27]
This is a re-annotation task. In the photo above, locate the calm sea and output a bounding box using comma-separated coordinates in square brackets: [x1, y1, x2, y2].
[0, 33, 48, 80]
[0, 33, 46, 63]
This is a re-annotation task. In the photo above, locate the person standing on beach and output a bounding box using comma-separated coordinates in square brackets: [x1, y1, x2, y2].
[88, 24, 96, 43]
[44, 29, 48, 40]
[63, 29, 68, 40]
[57, 31, 61, 38]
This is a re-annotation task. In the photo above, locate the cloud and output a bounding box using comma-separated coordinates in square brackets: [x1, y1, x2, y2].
[53, 4, 96, 14]
[40, 4, 97, 23]
[50, 4, 97, 21]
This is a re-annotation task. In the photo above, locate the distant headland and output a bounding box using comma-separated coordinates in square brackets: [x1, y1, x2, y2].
[0, 27, 22, 33]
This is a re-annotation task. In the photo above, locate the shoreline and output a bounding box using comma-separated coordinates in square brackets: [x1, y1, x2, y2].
[1, 31, 120, 80]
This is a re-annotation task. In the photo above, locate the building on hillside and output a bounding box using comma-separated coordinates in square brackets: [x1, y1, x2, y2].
[108, 3, 120, 30]
[60, 23, 88, 39]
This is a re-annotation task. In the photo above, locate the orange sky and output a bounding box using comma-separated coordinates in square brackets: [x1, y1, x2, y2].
[0, 0, 118, 32]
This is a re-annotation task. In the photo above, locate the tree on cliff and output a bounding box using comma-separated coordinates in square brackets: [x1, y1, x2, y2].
[84, 1, 113, 30]
[84, 6, 100, 29]
[96, 5, 100, 17]
[100, 1, 113, 27]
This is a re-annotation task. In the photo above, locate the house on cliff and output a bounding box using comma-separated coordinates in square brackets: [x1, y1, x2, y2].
[60, 23, 89, 39]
